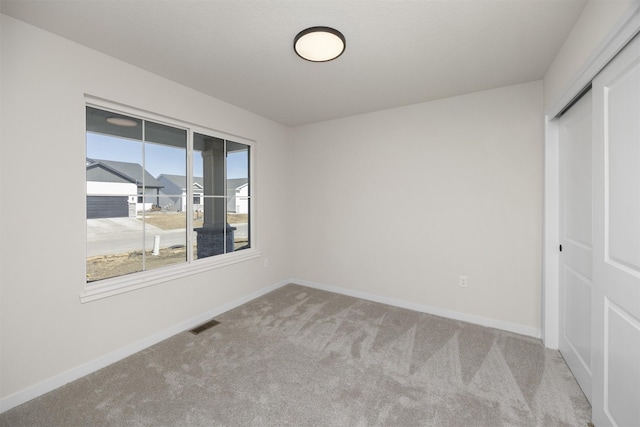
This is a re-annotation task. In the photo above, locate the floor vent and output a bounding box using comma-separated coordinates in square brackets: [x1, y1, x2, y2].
[190, 319, 220, 335]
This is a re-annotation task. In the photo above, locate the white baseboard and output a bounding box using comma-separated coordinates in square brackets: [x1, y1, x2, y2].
[290, 278, 542, 340]
[0, 279, 289, 414]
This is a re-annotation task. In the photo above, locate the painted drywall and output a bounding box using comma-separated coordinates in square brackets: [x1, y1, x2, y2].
[544, 0, 634, 111]
[290, 81, 544, 334]
[0, 14, 292, 401]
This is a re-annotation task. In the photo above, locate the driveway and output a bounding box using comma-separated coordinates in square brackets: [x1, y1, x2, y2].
[87, 217, 187, 257]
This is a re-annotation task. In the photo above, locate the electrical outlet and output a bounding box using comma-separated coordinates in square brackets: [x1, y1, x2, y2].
[264, 258, 269, 268]
[459, 275, 468, 288]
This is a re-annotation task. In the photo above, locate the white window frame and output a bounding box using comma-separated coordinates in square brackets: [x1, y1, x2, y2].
[81, 98, 258, 303]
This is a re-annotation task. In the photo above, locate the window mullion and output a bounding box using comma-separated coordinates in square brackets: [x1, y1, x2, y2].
[141, 121, 147, 272]
[186, 132, 194, 263]
[223, 139, 227, 254]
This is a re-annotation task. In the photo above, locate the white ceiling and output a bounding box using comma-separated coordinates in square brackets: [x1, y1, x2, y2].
[1, 0, 586, 126]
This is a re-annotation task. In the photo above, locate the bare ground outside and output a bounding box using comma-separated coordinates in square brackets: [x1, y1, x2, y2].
[87, 212, 249, 282]
[143, 212, 248, 230]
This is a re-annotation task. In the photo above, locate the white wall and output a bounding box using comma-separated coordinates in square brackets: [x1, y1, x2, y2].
[290, 81, 544, 335]
[0, 15, 291, 403]
[544, 0, 635, 111]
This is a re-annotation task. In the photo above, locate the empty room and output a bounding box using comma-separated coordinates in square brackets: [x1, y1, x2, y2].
[1, 0, 639, 426]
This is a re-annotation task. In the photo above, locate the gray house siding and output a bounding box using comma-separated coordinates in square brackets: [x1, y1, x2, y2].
[156, 174, 204, 212]
[156, 175, 184, 211]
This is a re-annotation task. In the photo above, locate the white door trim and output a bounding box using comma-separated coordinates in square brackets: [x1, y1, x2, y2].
[543, 2, 640, 349]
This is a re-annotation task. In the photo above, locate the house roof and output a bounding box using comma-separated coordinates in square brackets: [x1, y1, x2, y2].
[158, 174, 247, 194]
[227, 178, 248, 191]
[87, 158, 163, 189]
[157, 174, 204, 189]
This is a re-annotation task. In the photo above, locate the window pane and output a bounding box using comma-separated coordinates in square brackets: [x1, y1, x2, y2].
[142, 210, 187, 270]
[86, 216, 144, 282]
[194, 133, 225, 197]
[193, 133, 227, 260]
[142, 122, 186, 212]
[145, 121, 187, 149]
[86, 107, 190, 282]
[157, 175, 189, 212]
[227, 141, 250, 252]
[86, 135, 143, 170]
[192, 137, 251, 258]
[229, 197, 250, 251]
[227, 140, 250, 184]
[86, 108, 144, 282]
[86, 106, 142, 140]
[194, 196, 233, 259]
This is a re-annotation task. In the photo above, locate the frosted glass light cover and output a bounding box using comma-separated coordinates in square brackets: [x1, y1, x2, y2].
[294, 27, 345, 62]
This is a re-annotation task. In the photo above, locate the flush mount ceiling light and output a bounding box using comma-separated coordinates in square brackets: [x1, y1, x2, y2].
[106, 117, 138, 127]
[294, 26, 346, 62]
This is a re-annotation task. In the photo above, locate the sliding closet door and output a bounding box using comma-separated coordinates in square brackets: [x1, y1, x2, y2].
[591, 34, 640, 427]
[558, 90, 593, 402]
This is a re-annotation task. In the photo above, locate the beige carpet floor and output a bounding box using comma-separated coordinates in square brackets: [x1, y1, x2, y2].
[0, 284, 591, 426]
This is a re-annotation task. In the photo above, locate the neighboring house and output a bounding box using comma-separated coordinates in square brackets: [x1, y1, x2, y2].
[156, 174, 204, 212]
[86, 158, 164, 217]
[229, 179, 249, 214]
[157, 175, 248, 214]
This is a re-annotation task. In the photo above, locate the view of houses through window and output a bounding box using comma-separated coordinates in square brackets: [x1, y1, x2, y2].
[86, 106, 250, 283]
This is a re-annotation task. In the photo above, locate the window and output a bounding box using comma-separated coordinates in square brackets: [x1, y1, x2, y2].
[85, 104, 253, 293]
[192, 132, 251, 259]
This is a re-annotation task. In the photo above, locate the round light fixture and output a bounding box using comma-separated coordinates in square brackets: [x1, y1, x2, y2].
[294, 26, 346, 62]
[106, 117, 138, 127]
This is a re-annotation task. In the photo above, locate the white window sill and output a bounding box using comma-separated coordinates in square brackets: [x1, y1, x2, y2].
[80, 249, 261, 303]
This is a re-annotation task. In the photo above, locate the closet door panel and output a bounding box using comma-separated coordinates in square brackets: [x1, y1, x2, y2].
[592, 34, 640, 427]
